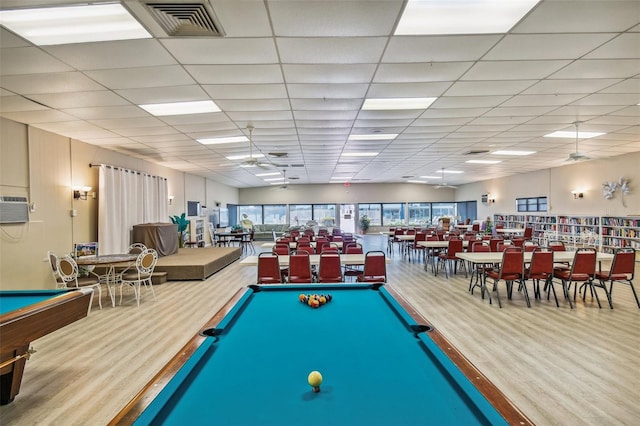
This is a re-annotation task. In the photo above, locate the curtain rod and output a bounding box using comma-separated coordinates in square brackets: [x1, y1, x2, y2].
[89, 163, 167, 180]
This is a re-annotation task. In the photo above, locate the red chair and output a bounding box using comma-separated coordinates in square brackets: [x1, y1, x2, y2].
[523, 247, 554, 304]
[321, 245, 339, 254]
[412, 232, 427, 263]
[256, 252, 283, 284]
[552, 248, 596, 309]
[436, 238, 466, 279]
[489, 238, 503, 252]
[472, 223, 480, 232]
[288, 251, 313, 283]
[524, 242, 539, 252]
[297, 245, 316, 256]
[273, 243, 290, 255]
[315, 240, 331, 254]
[484, 247, 526, 308]
[523, 227, 533, 240]
[318, 253, 343, 283]
[594, 247, 637, 309]
[343, 244, 364, 281]
[357, 251, 387, 283]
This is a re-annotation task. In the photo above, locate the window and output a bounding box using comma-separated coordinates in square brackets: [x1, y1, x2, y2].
[382, 203, 404, 226]
[358, 203, 382, 226]
[290, 204, 311, 226]
[431, 203, 456, 224]
[238, 205, 262, 224]
[313, 204, 336, 227]
[408, 203, 432, 226]
[516, 196, 547, 212]
[263, 205, 287, 224]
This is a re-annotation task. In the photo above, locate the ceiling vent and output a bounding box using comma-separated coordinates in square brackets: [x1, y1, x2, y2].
[143, 2, 225, 37]
[463, 150, 490, 155]
[268, 152, 289, 158]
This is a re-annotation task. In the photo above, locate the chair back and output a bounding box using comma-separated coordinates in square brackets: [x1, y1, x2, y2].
[609, 247, 636, 279]
[472, 223, 480, 232]
[257, 252, 282, 284]
[288, 251, 313, 283]
[511, 238, 525, 248]
[273, 243, 290, 255]
[527, 247, 554, 278]
[524, 242, 539, 252]
[496, 241, 512, 252]
[318, 253, 343, 282]
[523, 227, 533, 239]
[57, 255, 80, 286]
[489, 238, 503, 252]
[298, 245, 316, 255]
[48, 251, 63, 285]
[500, 247, 524, 276]
[549, 241, 566, 251]
[471, 241, 490, 253]
[426, 235, 438, 242]
[128, 242, 147, 255]
[414, 232, 427, 243]
[447, 238, 464, 256]
[316, 240, 330, 254]
[570, 248, 597, 277]
[359, 251, 387, 282]
[344, 244, 363, 254]
[136, 249, 158, 276]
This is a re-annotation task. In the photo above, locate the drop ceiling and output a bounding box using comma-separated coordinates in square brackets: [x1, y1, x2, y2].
[0, 0, 639, 188]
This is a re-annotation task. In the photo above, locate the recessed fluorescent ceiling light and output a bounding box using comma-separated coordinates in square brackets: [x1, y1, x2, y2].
[362, 98, 436, 110]
[226, 154, 265, 160]
[270, 181, 289, 185]
[263, 177, 285, 182]
[420, 175, 441, 179]
[441, 170, 464, 174]
[543, 131, 606, 139]
[255, 172, 280, 177]
[197, 136, 248, 145]
[0, 3, 151, 45]
[341, 152, 379, 157]
[407, 180, 428, 184]
[492, 150, 536, 156]
[331, 176, 353, 180]
[395, 0, 540, 35]
[348, 134, 398, 141]
[140, 100, 220, 117]
[466, 160, 501, 164]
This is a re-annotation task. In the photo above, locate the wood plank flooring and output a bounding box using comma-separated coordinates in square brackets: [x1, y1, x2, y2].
[1, 235, 639, 425]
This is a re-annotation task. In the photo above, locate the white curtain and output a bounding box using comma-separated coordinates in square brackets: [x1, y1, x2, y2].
[98, 166, 168, 255]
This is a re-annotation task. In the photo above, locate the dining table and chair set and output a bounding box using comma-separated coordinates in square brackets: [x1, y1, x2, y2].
[48, 243, 159, 310]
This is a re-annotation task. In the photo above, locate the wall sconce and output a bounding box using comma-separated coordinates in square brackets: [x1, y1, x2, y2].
[168, 195, 174, 205]
[73, 186, 93, 200]
[572, 191, 584, 199]
[482, 194, 495, 204]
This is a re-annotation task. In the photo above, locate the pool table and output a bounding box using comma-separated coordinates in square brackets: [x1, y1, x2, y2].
[111, 283, 531, 425]
[0, 288, 94, 405]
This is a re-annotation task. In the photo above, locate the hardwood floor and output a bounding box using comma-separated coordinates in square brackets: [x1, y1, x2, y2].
[2, 236, 639, 425]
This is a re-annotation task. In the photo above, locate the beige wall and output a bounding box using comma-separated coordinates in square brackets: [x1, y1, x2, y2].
[0, 118, 239, 290]
[458, 152, 640, 220]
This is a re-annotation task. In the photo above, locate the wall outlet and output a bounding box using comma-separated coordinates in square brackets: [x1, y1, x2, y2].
[70, 209, 77, 217]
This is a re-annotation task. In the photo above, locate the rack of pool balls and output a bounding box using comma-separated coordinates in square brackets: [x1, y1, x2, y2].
[299, 293, 332, 308]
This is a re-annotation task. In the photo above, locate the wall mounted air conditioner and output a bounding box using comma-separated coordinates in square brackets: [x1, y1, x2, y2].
[0, 196, 29, 223]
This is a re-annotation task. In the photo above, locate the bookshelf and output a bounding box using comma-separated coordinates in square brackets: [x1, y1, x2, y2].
[188, 218, 205, 247]
[601, 216, 640, 252]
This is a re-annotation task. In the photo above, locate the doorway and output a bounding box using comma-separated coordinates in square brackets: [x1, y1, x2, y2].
[339, 204, 356, 233]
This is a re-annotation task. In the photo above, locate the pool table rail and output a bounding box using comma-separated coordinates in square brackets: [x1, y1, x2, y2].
[0, 288, 94, 405]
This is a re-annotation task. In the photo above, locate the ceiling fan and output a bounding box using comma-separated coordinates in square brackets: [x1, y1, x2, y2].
[566, 121, 591, 162]
[241, 124, 272, 169]
[434, 168, 458, 189]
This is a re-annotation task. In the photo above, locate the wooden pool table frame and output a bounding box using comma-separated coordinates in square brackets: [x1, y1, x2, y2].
[0, 288, 94, 404]
[110, 284, 533, 425]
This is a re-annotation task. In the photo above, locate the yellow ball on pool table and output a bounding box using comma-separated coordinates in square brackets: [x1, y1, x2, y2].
[308, 371, 323, 392]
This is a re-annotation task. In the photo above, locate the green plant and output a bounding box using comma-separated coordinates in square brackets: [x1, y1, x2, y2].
[359, 215, 371, 232]
[170, 213, 190, 247]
